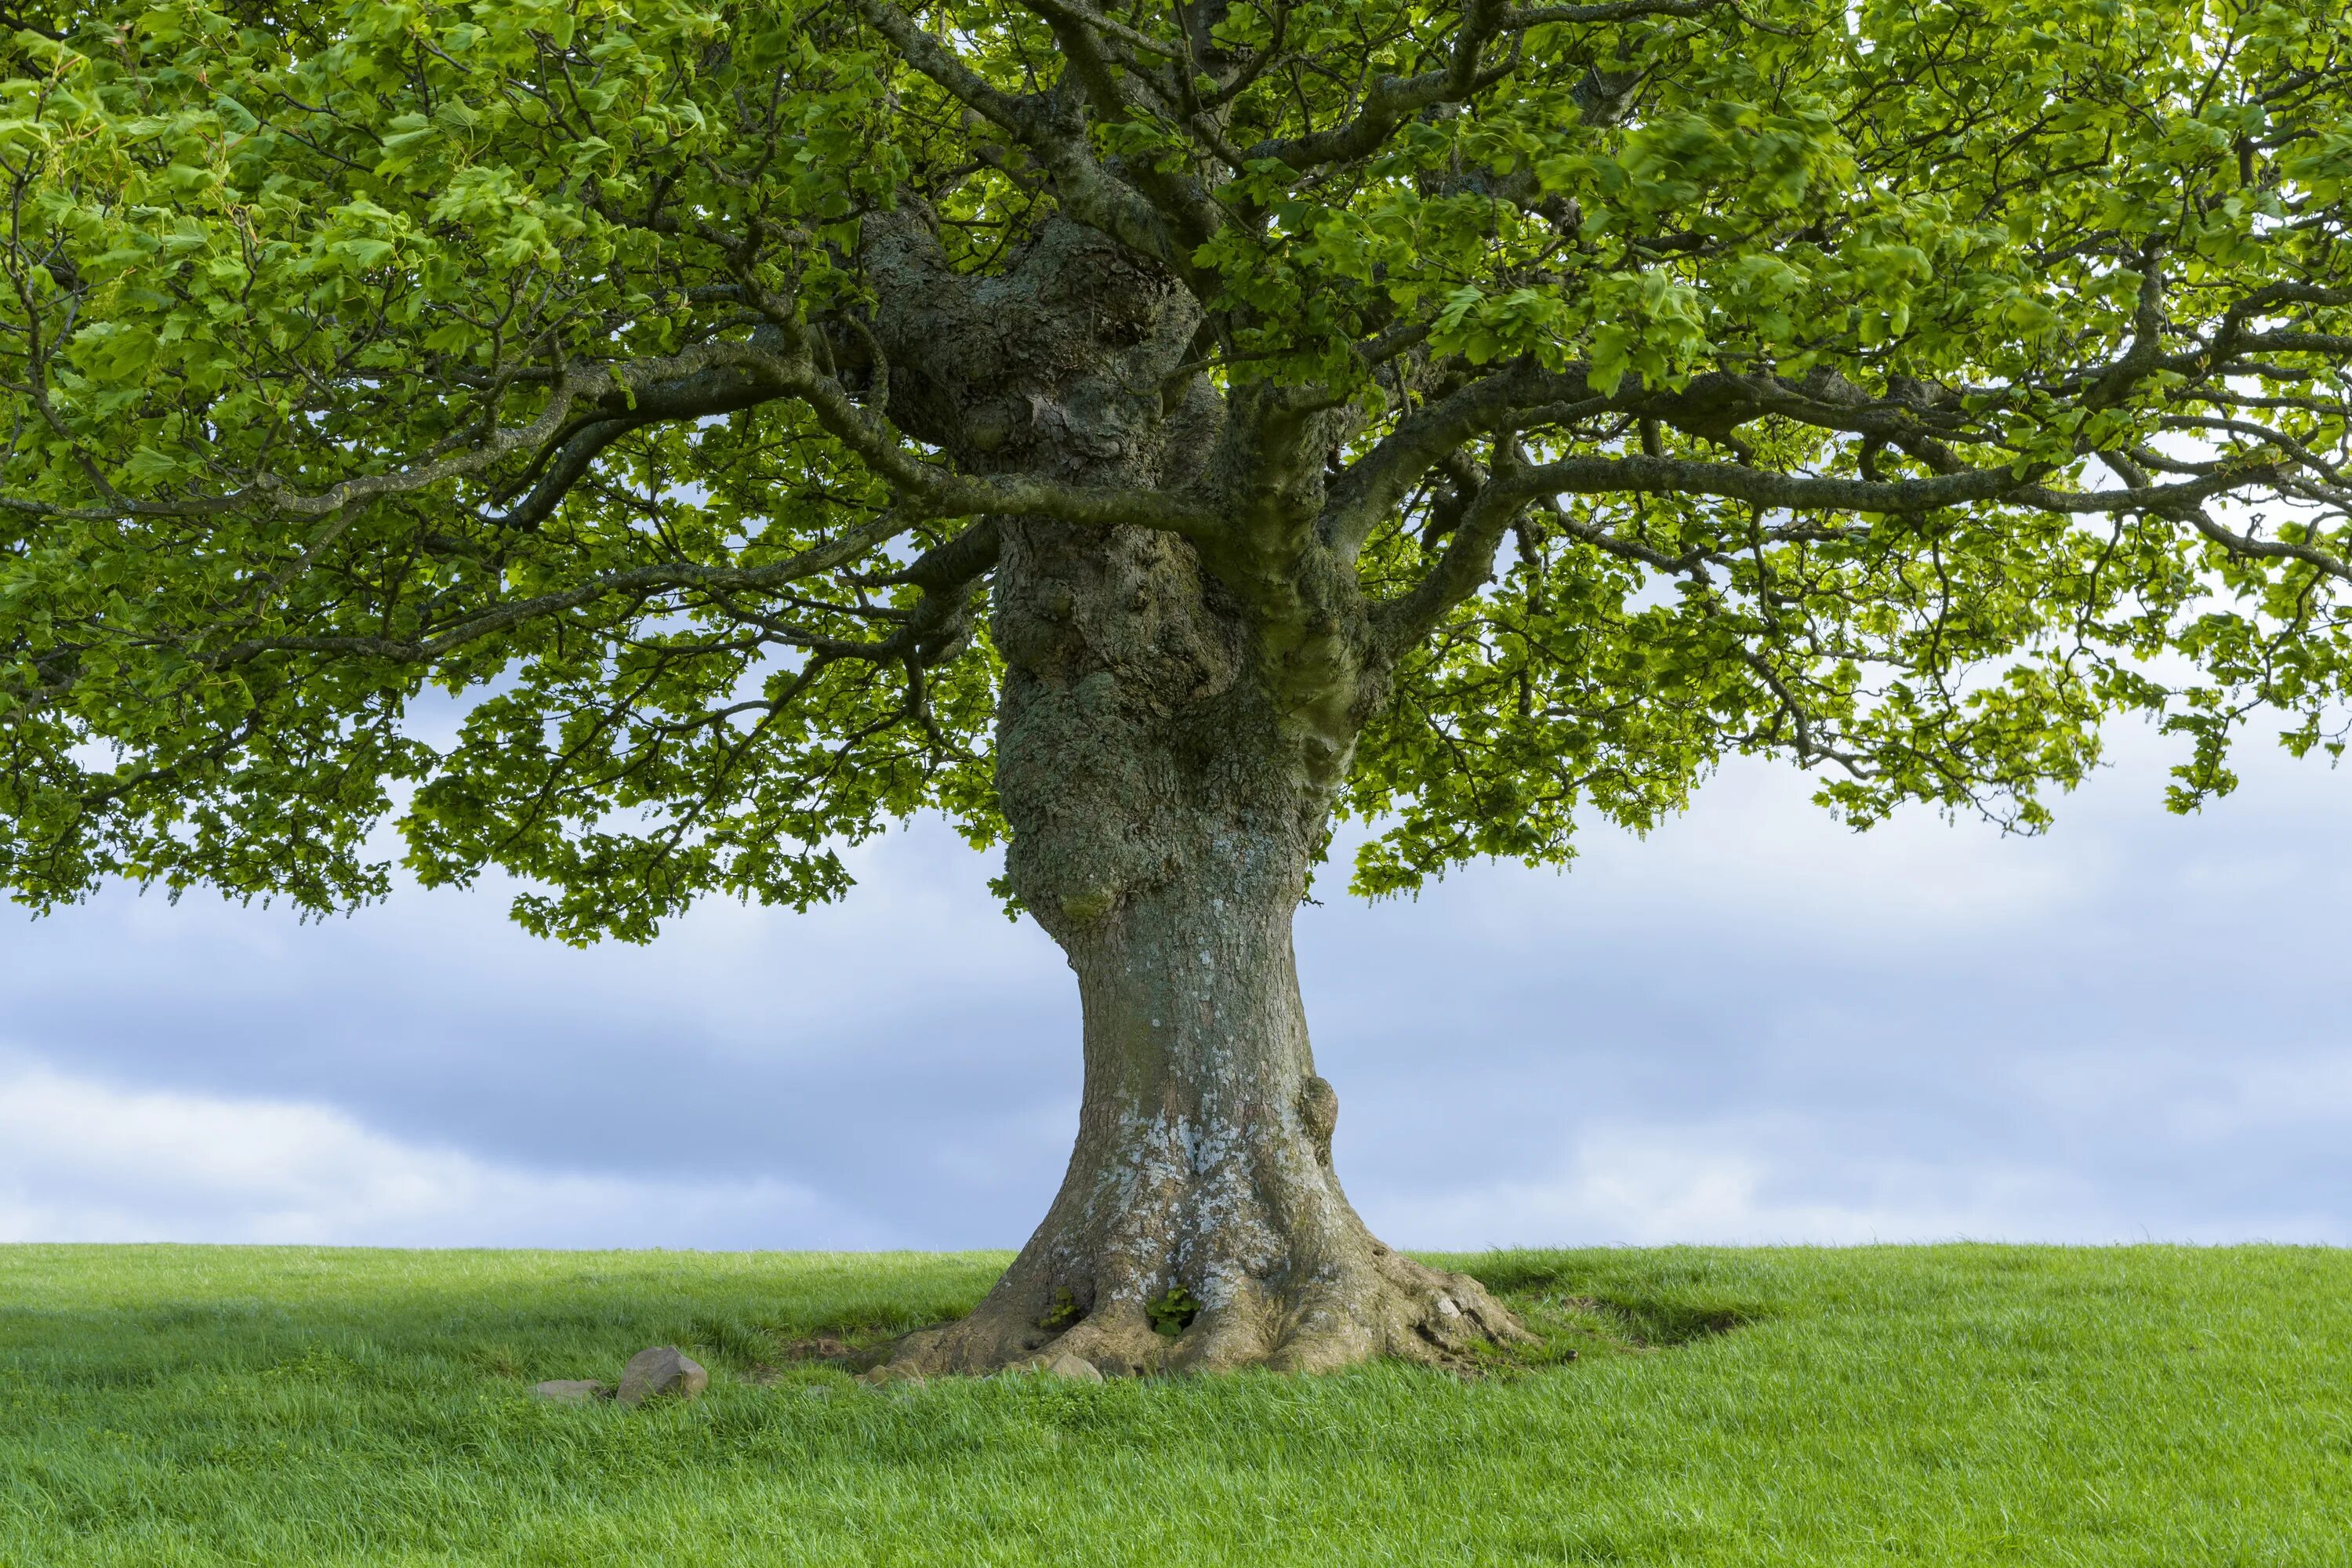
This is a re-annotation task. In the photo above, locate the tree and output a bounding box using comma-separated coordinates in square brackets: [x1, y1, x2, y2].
[3, 0, 2349, 1374]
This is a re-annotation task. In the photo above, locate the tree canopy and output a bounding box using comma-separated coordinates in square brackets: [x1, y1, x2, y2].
[4, 0, 2349, 938]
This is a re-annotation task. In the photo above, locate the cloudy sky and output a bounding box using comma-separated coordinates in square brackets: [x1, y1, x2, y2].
[3, 716, 2347, 1252]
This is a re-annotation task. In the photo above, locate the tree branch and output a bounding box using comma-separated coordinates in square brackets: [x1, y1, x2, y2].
[855, 0, 1192, 274]
[1242, 0, 1515, 174]
[3, 334, 1221, 540]
[1488, 451, 2275, 517]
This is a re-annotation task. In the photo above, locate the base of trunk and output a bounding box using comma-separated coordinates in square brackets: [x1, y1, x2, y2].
[887, 1156, 1533, 1377]
[889, 1252, 1529, 1378]
[955, 627, 1527, 1375]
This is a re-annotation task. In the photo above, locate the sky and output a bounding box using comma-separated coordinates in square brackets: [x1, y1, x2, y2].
[2, 717, 2347, 1253]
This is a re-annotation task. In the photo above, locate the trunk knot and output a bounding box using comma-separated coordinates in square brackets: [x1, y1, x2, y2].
[1300, 1075, 1338, 1166]
[1059, 883, 1118, 924]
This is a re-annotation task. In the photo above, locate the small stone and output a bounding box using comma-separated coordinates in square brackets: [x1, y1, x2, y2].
[1043, 1352, 1104, 1383]
[1435, 1296, 1461, 1318]
[532, 1379, 606, 1403]
[615, 1346, 708, 1407]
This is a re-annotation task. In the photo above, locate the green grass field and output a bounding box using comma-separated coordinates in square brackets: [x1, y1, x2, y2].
[2, 1244, 2347, 1566]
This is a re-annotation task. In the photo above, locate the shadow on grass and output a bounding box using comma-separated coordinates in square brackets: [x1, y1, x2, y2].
[1446, 1249, 1770, 1370]
[4, 1246, 1776, 1396]
[720, 1250, 1773, 1381]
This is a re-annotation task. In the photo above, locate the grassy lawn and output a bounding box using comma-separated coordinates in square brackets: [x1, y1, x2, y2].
[2, 1244, 2347, 1566]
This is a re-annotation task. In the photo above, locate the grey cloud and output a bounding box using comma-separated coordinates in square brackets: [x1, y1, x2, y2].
[3, 720, 2347, 1248]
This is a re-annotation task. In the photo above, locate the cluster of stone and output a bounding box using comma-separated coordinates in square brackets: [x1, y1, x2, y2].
[531, 1345, 708, 1407]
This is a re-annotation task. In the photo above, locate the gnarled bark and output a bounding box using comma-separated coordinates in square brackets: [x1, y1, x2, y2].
[889, 517, 1527, 1377]
[887, 794, 1531, 1376]
[854, 209, 1527, 1377]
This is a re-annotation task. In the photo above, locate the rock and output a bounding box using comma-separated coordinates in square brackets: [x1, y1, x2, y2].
[615, 1346, 708, 1406]
[532, 1379, 607, 1403]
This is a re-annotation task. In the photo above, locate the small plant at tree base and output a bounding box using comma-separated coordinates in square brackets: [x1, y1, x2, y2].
[1147, 1288, 1201, 1340]
[1039, 1290, 1083, 1334]
[4, 1, 2350, 1377]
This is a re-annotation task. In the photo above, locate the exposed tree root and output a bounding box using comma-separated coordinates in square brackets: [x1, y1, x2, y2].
[887, 1203, 1533, 1378]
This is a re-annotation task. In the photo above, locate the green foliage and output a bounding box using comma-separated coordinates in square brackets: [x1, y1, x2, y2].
[1038, 1287, 1083, 1333]
[0, 0, 982, 936]
[4, 1243, 2350, 1563]
[1145, 1284, 1200, 1338]
[1333, 0, 2352, 887]
[1, 0, 2347, 934]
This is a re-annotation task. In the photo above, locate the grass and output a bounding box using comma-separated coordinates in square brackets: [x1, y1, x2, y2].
[2, 1244, 2348, 1566]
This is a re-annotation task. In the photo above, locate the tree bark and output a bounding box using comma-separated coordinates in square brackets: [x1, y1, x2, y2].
[859, 212, 1528, 1374]
[889, 518, 1529, 1376]
[887, 815, 1530, 1374]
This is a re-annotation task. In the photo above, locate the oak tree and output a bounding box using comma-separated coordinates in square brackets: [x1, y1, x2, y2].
[5, 0, 2350, 1373]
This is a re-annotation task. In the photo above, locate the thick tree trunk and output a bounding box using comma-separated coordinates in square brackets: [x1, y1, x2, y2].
[889, 529, 1530, 1377]
[861, 212, 1527, 1374]
[889, 827, 1528, 1374]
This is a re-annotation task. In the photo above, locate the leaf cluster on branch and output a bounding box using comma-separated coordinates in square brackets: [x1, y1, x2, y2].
[2, 0, 2348, 936]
